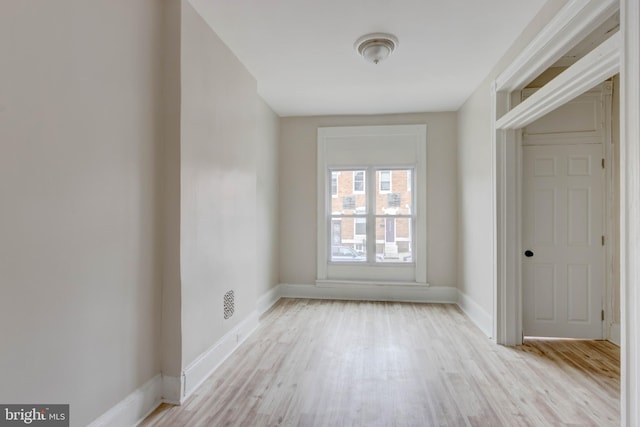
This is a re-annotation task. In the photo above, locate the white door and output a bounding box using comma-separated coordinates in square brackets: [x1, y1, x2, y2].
[522, 143, 604, 338]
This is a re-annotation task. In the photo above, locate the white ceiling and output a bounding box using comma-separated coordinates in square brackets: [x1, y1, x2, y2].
[190, 0, 548, 117]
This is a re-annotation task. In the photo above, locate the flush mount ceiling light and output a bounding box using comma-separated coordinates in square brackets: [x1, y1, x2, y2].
[354, 33, 398, 64]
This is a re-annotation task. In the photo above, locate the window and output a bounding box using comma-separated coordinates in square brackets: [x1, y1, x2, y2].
[331, 172, 338, 197]
[330, 167, 413, 264]
[353, 171, 365, 193]
[317, 125, 427, 284]
[379, 170, 391, 193]
[331, 169, 367, 261]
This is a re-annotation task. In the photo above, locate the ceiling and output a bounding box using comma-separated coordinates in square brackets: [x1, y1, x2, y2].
[190, 0, 549, 117]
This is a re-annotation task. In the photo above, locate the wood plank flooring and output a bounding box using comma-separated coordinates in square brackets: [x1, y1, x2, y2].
[142, 298, 620, 426]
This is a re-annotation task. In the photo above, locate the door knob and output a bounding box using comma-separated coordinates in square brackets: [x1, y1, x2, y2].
[524, 250, 534, 257]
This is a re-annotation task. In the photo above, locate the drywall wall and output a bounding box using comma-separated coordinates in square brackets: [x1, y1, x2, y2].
[456, 1, 569, 329]
[457, 87, 496, 314]
[256, 99, 281, 297]
[180, 2, 259, 367]
[0, 1, 165, 425]
[279, 113, 457, 287]
[161, 0, 183, 381]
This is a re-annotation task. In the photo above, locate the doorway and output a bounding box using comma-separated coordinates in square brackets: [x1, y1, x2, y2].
[491, 1, 639, 422]
[521, 86, 612, 339]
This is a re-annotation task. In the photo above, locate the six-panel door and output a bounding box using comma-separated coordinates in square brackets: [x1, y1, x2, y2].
[522, 143, 604, 339]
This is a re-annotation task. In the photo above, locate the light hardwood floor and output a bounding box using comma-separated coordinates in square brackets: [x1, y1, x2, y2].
[142, 298, 620, 426]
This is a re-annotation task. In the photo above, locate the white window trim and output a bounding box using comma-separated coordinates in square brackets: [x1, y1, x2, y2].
[317, 125, 427, 285]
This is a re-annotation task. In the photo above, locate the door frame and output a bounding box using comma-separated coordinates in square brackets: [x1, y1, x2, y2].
[491, 0, 640, 424]
[492, 0, 620, 347]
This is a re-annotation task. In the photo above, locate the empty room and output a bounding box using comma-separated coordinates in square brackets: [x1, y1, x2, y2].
[1, 1, 639, 426]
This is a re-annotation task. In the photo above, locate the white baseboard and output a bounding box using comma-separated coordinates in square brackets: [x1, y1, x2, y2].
[279, 283, 458, 303]
[256, 283, 459, 316]
[89, 312, 260, 427]
[609, 322, 621, 346]
[266, 284, 492, 338]
[88, 375, 162, 427]
[161, 375, 183, 405]
[182, 310, 259, 399]
[256, 285, 282, 316]
[456, 290, 493, 338]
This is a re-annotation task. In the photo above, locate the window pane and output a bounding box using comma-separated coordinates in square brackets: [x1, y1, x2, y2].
[330, 170, 366, 215]
[353, 171, 365, 192]
[375, 217, 412, 263]
[379, 170, 391, 192]
[376, 169, 412, 215]
[330, 217, 367, 262]
[331, 171, 338, 196]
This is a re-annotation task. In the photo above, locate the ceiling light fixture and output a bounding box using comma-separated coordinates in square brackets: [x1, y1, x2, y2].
[354, 33, 398, 64]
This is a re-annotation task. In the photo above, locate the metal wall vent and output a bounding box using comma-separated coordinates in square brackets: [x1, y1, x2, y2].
[223, 290, 235, 320]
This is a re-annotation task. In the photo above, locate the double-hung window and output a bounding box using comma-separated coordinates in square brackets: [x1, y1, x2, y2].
[379, 170, 392, 193]
[329, 168, 414, 263]
[353, 171, 365, 193]
[317, 125, 427, 285]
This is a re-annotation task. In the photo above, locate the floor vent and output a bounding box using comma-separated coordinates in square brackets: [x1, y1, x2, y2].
[223, 290, 235, 320]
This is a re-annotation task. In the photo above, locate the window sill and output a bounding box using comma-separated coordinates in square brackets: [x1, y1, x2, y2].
[315, 279, 429, 288]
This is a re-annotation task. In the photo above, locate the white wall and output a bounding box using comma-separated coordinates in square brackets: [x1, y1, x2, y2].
[181, 2, 271, 367]
[0, 1, 165, 426]
[0, 1, 280, 423]
[161, 0, 183, 381]
[256, 99, 281, 297]
[457, 88, 495, 314]
[279, 113, 457, 288]
[456, 1, 569, 327]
